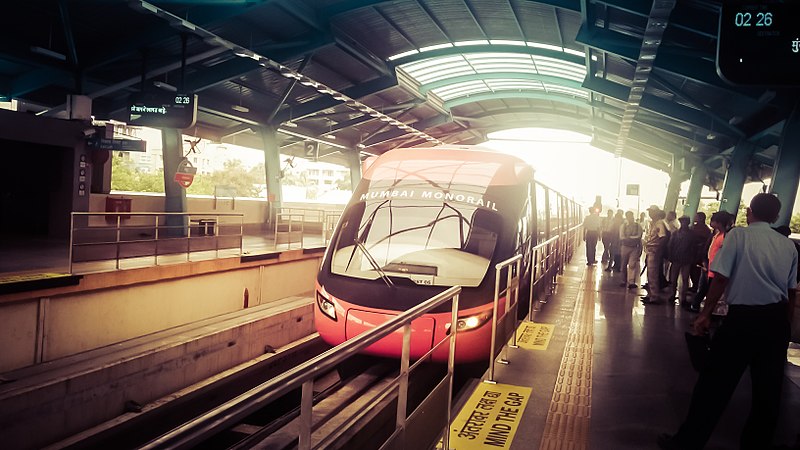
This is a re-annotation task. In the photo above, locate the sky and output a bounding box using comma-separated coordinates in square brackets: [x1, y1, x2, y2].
[482, 128, 670, 214]
[481, 127, 795, 216]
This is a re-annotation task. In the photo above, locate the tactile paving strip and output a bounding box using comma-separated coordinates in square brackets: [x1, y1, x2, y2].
[539, 271, 594, 450]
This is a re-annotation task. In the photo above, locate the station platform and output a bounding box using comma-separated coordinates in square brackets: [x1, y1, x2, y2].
[451, 247, 800, 450]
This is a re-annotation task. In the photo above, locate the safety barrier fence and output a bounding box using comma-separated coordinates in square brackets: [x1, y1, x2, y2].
[485, 224, 582, 385]
[274, 207, 342, 248]
[140, 285, 462, 450]
[486, 254, 522, 383]
[69, 212, 244, 273]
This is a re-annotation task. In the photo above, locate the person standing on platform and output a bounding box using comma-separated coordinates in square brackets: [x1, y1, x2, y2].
[665, 210, 680, 234]
[666, 216, 697, 305]
[688, 211, 734, 312]
[606, 209, 624, 272]
[689, 212, 712, 293]
[642, 206, 669, 304]
[618, 211, 643, 289]
[583, 208, 602, 266]
[658, 193, 797, 450]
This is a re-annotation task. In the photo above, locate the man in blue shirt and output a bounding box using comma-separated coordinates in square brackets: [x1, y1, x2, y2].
[659, 193, 797, 450]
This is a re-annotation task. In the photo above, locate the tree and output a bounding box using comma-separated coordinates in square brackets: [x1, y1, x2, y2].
[111, 154, 165, 193]
[185, 159, 266, 198]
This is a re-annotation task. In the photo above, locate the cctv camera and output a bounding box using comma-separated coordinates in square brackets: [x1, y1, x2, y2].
[82, 128, 97, 137]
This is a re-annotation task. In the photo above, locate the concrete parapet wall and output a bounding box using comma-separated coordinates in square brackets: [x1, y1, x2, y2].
[0, 298, 315, 450]
[0, 249, 322, 372]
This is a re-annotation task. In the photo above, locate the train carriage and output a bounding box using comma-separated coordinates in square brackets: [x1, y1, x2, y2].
[315, 146, 579, 362]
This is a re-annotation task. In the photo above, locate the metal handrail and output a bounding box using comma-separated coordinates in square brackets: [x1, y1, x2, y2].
[69, 212, 244, 273]
[486, 254, 522, 383]
[141, 285, 462, 450]
[274, 212, 305, 248]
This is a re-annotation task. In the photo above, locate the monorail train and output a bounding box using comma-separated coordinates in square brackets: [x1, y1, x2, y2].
[314, 146, 581, 363]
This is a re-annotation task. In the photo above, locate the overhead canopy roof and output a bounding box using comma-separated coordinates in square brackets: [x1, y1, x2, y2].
[1, 0, 793, 188]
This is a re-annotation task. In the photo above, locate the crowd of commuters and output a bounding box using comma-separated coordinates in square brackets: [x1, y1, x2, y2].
[582, 193, 798, 450]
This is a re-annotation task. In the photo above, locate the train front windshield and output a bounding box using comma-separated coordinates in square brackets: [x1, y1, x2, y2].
[330, 198, 500, 287]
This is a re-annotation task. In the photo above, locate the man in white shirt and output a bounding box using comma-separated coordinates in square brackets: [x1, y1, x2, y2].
[582, 208, 602, 266]
[659, 193, 797, 449]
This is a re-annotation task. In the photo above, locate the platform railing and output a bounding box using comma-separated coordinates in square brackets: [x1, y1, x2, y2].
[274, 207, 343, 246]
[274, 212, 305, 248]
[486, 254, 522, 383]
[322, 211, 341, 244]
[69, 212, 244, 274]
[140, 285, 462, 450]
[526, 224, 582, 321]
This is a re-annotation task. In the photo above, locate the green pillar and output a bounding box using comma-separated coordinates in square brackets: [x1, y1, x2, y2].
[719, 140, 757, 215]
[663, 171, 685, 213]
[259, 126, 282, 227]
[348, 149, 362, 190]
[682, 164, 707, 219]
[769, 103, 800, 227]
[161, 128, 188, 235]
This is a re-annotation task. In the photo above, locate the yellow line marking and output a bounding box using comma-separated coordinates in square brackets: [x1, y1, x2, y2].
[516, 322, 555, 350]
[539, 271, 594, 449]
[450, 382, 533, 449]
[0, 273, 71, 284]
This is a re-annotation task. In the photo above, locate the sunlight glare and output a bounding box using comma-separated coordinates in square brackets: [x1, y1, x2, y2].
[483, 128, 669, 213]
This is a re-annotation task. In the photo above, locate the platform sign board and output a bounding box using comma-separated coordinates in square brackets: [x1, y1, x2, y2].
[450, 383, 532, 450]
[626, 184, 640, 196]
[87, 136, 146, 152]
[174, 158, 197, 188]
[129, 92, 197, 129]
[515, 322, 554, 351]
[304, 141, 319, 161]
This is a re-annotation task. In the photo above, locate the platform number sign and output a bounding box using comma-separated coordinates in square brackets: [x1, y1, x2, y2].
[626, 184, 640, 196]
[304, 141, 319, 161]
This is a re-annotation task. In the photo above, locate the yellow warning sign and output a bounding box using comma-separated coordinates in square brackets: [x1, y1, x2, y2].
[515, 322, 554, 350]
[450, 383, 532, 449]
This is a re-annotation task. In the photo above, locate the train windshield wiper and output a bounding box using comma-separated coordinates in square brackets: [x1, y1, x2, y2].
[355, 240, 395, 288]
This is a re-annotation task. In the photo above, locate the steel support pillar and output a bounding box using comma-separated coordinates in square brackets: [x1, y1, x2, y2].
[719, 140, 757, 215]
[347, 149, 362, 190]
[682, 164, 707, 219]
[663, 171, 684, 213]
[769, 103, 800, 227]
[161, 128, 187, 236]
[259, 126, 283, 227]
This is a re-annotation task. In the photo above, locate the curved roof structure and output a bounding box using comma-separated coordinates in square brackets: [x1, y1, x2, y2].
[1, 0, 792, 187]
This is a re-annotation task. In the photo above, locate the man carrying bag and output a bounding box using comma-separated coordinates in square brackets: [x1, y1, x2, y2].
[659, 194, 798, 450]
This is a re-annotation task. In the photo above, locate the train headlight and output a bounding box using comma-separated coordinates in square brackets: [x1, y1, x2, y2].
[447, 312, 492, 333]
[316, 291, 337, 321]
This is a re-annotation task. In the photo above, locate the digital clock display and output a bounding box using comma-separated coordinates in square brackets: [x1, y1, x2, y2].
[128, 92, 198, 129]
[717, 0, 800, 86]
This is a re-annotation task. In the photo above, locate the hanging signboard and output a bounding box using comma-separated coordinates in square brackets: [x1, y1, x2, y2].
[626, 184, 640, 196]
[174, 158, 197, 188]
[87, 136, 147, 152]
[304, 141, 319, 161]
[129, 92, 198, 129]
